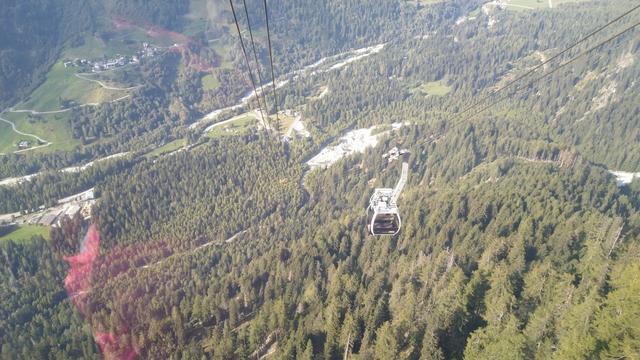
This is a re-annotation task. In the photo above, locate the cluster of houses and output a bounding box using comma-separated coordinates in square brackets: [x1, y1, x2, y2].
[63, 42, 161, 72]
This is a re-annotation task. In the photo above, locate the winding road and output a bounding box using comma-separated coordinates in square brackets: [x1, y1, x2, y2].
[1, 70, 140, 154]
[75, 73, 142, 91]
[0, 111, 51, 145]
[9, 108, 73, 115]
[2, 92, 131, 154]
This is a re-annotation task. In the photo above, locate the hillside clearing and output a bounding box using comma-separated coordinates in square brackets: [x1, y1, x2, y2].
[414, 80, 452, 96]
[505, 0, 591, 11]
[0, 224, 50, 244]
[406, 0, 446, 6]
[2, 112, 80, 152]
[201, 74, 220, 91]
[15, 62, 128, 112]
[146, 139, 188, 158]
[0, 121, 31, 154]
[206, 113, 258, 138]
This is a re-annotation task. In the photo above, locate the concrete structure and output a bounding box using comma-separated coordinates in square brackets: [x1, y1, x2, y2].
[39, 213, 59, 226]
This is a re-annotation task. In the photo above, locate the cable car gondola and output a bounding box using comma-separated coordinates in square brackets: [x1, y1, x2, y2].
[368, 157, 409, 236]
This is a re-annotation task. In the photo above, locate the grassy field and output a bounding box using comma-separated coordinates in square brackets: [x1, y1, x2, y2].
[187, 0, 209, 18]
[64, 34, 133, 60]
[553, 0, 592, 5]
[16, 62, 126, 112]
[406, 0, 445, 5]
[0, 225, 50, 244]
[64, 22, 177, 60]
[201, 74, 220, 91]
[113, 27, 176, 48]
[469, 7, 483, 17]
[277, 112, 298, 135]
[183, 18, 209, 37]
[414, 80, 452, 97]
[87, 67, 145, 88]
[505, 0, 591, 11]
[507, 0, 549, 10]
[145, 138, 188, 158]
[0, 121, 32, 154]
[206, 114, 257, 138]
[2, 112, 81, 152]
[210, 39, 235, 70]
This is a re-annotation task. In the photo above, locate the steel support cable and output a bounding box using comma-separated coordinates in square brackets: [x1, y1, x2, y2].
[242, 0, 272, 130]
[262, 0, 281, 134]
[461, 21, 640, 123]
[459, 3, 640, 116]
[419, 21, 640, 146]
[228, 0, 266, 126]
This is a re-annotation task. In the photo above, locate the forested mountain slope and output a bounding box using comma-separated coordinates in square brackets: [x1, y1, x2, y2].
[0, 0, 94, 107]
[1, 0, 640, 359]
[0, 0, 189, 106]
[0, 0, 467, 178]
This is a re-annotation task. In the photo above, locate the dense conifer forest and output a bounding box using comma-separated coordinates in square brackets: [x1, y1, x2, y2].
[1, 0, 639, 359]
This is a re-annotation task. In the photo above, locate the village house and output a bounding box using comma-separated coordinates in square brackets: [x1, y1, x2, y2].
[17, 140, 30, 149]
